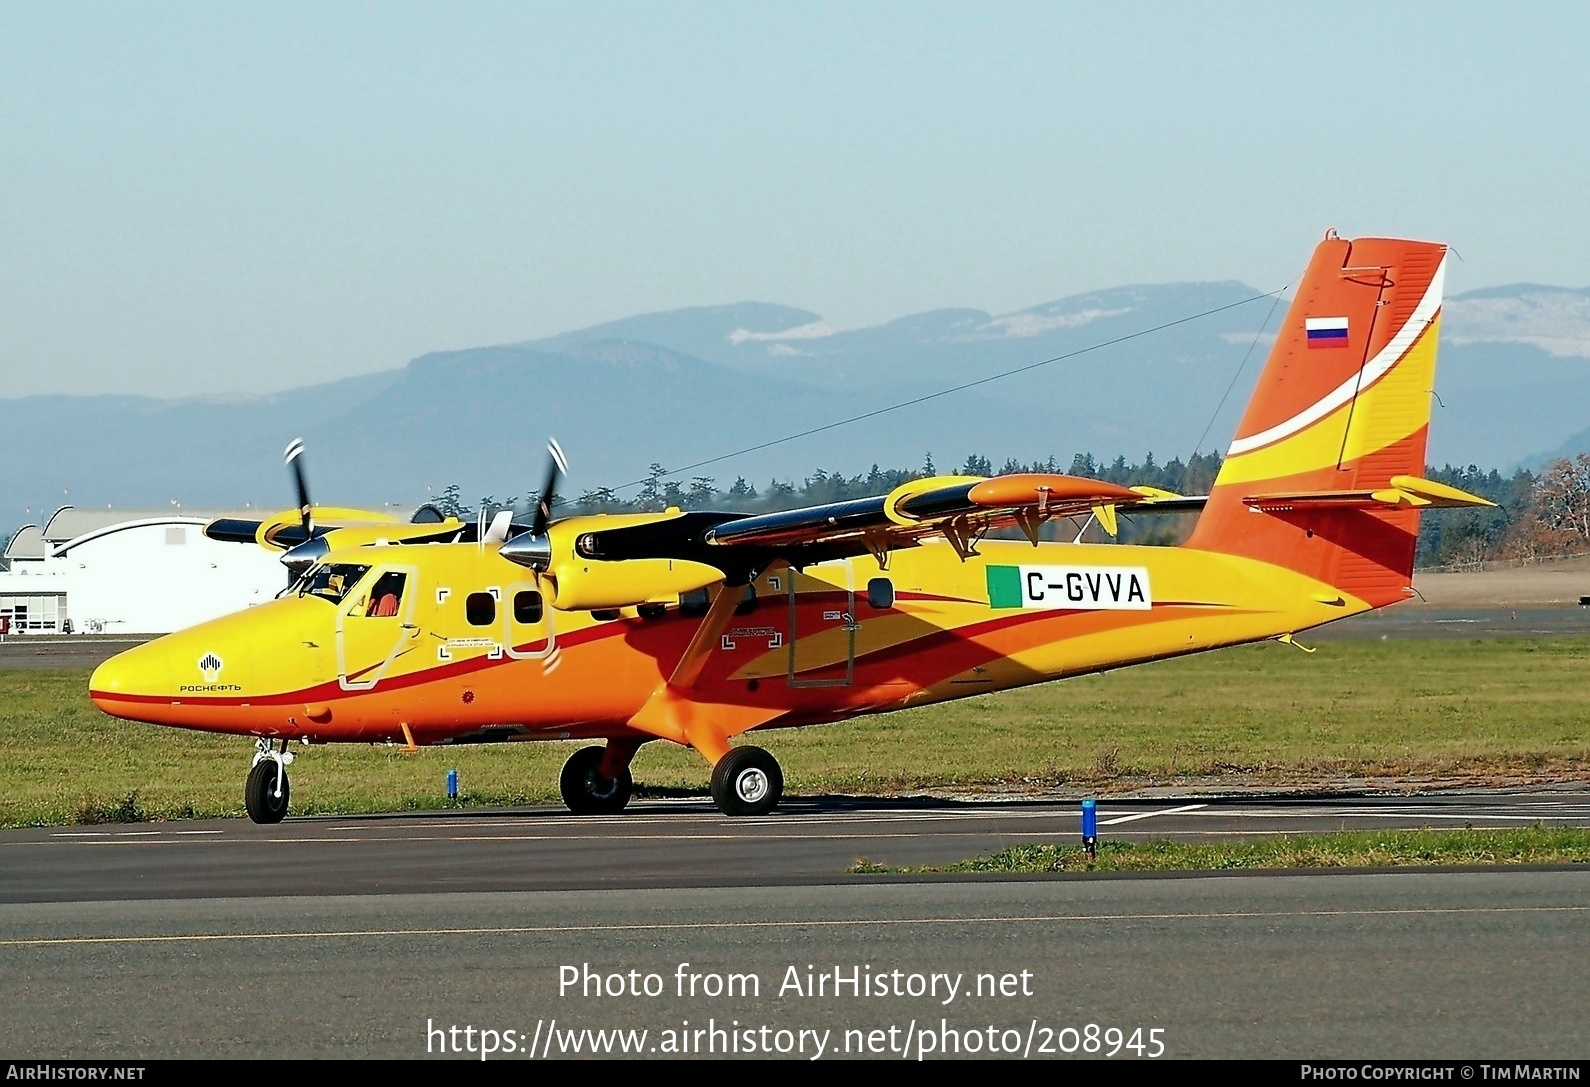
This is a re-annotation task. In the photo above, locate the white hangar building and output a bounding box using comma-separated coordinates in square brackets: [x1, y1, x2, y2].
[0, 507, 288, 635]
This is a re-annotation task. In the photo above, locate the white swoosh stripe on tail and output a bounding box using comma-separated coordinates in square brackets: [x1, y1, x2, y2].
[1226, 256, 1446, 457]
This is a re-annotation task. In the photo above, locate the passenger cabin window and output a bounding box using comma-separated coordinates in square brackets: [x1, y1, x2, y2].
[466, 591, 497, 626]
[867, 577, 895, 610]
[363, 572, 407, 618]
[735, 585, 757, 615]
[299, 563, 371, 605]
[679, 588, 711, 617]
[513, 590, 543, 624]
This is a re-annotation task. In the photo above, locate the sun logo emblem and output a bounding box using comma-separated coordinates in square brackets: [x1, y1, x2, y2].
[198, 652, 224, 684]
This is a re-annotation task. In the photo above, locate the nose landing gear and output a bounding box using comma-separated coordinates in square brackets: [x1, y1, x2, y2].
[245, 738, 294, 824]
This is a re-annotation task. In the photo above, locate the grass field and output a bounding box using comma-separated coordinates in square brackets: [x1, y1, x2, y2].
[892, 826, 1590, 874]
[3, 636, 1588, 827]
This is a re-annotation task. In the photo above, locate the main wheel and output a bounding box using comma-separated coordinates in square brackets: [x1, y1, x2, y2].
[244, 759, 290, 824]
[710, 746, 783, 816]
[559, 746, 633, 814]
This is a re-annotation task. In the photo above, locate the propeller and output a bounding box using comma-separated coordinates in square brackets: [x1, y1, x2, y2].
[279, 438, 329, 576]
[501, 438, 567, 572]
[285, 438, 313, 538]
[530, 438, 567, 538]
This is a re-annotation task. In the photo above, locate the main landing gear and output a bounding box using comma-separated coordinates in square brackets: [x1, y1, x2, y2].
[245, 738, 294, 824]
[559, 744, 635, 815]
[710, 746, 783, 817]
[557, 741, 785, 817]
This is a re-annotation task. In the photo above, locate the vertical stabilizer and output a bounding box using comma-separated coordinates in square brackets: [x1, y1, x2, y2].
[1186, 233, 1448, 607]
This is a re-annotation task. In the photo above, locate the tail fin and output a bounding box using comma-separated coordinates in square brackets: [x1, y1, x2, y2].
[1185, 232, 1450, 608]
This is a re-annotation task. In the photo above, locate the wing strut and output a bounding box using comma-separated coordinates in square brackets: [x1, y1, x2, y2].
[669, 579, 745, 689]
[626, 574, 785, 765]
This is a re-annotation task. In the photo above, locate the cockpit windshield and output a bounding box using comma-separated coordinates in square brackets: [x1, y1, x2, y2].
[296, 563, 372, 604]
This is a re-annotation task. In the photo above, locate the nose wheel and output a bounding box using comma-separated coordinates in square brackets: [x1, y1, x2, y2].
[245, 739, 293, 824]
[710, 746, 783, 816]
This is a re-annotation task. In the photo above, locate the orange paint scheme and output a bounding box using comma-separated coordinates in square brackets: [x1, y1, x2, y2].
[88, 232, 1482, 818]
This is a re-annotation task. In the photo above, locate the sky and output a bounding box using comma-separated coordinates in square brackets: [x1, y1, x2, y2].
[2, 2, 1587, 399]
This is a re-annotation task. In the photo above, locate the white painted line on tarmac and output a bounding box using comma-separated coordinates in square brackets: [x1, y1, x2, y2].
[11, 830, 1080, 848]
[1099, 803, 1208, 826]
[3, 904, 1587, 949]
[1184, 810, 1581, 824]
[260, 799, 1590, 834]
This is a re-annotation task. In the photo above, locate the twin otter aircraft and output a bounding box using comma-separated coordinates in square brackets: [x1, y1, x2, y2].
[90, 233, 1492, 822]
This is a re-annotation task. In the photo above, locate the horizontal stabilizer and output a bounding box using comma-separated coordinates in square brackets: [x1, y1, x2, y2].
[1243, 475, 1495, 513]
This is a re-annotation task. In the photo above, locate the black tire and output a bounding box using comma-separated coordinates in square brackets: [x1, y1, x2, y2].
[710, 746, 783, 816]
[559, 746, 633, 815]
[244, 759, 290, 824]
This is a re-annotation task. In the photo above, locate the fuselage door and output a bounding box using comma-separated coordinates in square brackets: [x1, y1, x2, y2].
[336, 565, 420, 691]
[787, 561, 857, 687]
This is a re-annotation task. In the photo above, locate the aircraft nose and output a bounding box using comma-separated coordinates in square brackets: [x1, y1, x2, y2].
[89, 642, 172, 715]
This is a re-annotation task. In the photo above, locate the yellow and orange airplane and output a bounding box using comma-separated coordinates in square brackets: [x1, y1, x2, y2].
[91, 233, 1492, 822]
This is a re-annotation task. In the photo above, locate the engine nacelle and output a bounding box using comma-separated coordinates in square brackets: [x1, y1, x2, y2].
[546, 556, 725, 611]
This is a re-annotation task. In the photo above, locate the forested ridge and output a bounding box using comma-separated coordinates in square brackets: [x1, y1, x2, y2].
[432, 452, 1590, 571]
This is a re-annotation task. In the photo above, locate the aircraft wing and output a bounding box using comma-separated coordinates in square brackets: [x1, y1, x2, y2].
[203, 506, 466, 551]
[701, 473, 1203, 561]
[523, 473, 1205, 591]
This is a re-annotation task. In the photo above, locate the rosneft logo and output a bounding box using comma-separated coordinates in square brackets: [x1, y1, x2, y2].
[180, 652, 242, 693]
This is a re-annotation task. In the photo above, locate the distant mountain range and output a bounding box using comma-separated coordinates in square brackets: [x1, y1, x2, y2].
[4, 281, 1589, 534]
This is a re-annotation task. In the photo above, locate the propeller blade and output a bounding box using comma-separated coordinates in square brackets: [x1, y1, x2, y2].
[284, 438, 313, 537]
[529, 438, 567, 538]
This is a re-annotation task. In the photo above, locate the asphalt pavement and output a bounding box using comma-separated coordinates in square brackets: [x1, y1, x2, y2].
[3, 791, 1587, 904]
[1, 870, 1584, 1058]
[1311, 605, 1590, 639]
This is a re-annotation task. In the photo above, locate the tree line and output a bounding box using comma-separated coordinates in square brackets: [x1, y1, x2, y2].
[428, 452, 1590, 570]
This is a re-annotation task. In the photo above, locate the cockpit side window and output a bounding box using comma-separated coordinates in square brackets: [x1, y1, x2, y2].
[362, 572, 407, 617]
[298, 563, 372, 605]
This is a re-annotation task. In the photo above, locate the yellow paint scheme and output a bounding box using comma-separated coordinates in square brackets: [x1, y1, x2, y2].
[882, 475, 983, 525]
[1339, 315, 1441, 467]
[1382, 475, 1495, 509]
[528, 508, 728, 608]
[91, 527, 1369, 759]
[319, 520, 468, 548]
[254, 506, 431, 549]
[547, 556, 726, 610]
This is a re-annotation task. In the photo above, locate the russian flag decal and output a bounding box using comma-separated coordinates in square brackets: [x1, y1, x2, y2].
[1304, 316, 1350, 349]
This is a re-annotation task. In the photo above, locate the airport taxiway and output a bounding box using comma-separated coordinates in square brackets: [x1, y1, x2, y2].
[3, 791, 1587, 903]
